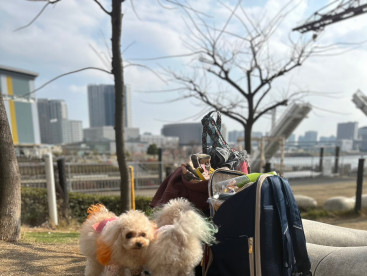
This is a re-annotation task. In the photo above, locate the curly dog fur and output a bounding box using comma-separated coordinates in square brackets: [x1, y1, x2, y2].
[146, 198, 217, 276]
[80, 204, 156, 276]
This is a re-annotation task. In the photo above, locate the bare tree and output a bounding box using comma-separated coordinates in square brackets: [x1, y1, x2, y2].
[0, 92, 21, 241]
[167, 1, 317, 154]
[14, 0, 131, 212]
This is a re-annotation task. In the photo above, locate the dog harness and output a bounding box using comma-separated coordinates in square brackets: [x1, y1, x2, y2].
[93, 217, 117, 233]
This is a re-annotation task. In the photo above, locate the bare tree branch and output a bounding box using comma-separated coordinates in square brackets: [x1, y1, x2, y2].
[254, 99, 288, 122]
[14, 0, 61, 32]
[124, 62, 167, 83]
[89, 43, 112, 71]
[21, 67, 111, 97]
[128, 51, 204, 61]
[93, 0, 111, 15]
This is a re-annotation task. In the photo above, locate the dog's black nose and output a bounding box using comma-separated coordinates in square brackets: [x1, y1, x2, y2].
[136, 242, 142, 248]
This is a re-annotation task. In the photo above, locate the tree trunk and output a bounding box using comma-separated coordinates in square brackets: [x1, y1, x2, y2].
[244, 121, 253, 155]
[111, 0, 130, 212]
[0, 93, 21, 241]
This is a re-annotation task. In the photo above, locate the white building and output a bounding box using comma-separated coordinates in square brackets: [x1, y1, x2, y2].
[140, 133, 179, 148]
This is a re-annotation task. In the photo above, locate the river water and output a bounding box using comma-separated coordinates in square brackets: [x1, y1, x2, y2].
[269, 154, 366, 171]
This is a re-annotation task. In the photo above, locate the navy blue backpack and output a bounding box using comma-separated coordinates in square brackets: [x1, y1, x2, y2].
[203, 170, 312, 276]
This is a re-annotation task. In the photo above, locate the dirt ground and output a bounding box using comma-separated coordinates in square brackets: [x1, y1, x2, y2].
[0, 240, 84, 275]
[1, 177, 366, 276]
[290, 176, 367, 230]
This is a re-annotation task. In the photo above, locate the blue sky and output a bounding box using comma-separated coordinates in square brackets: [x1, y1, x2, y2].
[0, 0, 366, 139]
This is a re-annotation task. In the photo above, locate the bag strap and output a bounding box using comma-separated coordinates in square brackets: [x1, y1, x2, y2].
[270, 176, 312, 275]
[269, 176, 295, 275]
[279, 177, 312, 275]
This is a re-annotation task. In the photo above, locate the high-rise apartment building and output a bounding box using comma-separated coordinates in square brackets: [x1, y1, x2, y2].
[37, 98, 82, 144]
[38, 99, 68, 144]
[337, 122, 358, 140]
[88, 84, 132, 128]
[0, 65, 40, 145]
[49, 99, 68, 120]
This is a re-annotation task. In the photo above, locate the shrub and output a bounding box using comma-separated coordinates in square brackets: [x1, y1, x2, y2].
[21, 187, 48, 225]
[21, 187, 153, 226]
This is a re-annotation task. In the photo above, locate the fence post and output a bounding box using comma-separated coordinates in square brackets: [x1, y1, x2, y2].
[264, 162, 271, 173]
[67, 163, 72, 192]
[128, 166, 135, 210]
[355, 158, 365, 214]
[57, 158, 69, 221]
[334, 146, 340, 174]
[319, 147, 324, 172]
[45, 153, 58, 226]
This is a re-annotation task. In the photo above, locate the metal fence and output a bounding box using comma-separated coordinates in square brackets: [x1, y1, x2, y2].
[18, 153, 365, 194]
[267, 154, 365, 179]
[19, 158, 176, 193]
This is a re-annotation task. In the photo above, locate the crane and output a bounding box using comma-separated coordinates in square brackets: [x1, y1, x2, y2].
[293, 0, 367, 33]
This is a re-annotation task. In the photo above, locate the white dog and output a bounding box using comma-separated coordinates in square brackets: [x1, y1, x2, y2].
[146, 198, 217, 276]
[79, 204, 156, 276]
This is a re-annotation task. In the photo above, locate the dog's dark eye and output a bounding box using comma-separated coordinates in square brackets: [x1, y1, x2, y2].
[126, 232, 133, 239]
[140, 233, 146, 237]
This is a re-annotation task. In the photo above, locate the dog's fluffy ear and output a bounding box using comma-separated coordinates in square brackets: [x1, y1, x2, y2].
[100, 218, 125, 247]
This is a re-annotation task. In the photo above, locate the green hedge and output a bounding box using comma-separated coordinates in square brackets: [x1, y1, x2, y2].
[21, 187, 153, 226]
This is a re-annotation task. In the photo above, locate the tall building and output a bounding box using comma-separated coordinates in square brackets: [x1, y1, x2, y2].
[0, 65, 40, 144]
[37, 99, 68, 144]
[337, 122, 358, 140]
[37, 98, 82, 144]
[50, 99, 68, 120]
[88, 84, 132, 128]
[37, 98, 52, 144]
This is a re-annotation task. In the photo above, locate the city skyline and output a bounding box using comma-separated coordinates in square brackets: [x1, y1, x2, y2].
[0, 1, 367, 139]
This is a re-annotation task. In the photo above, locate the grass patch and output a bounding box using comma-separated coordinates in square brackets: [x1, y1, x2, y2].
[301, 208, 367, 221]
[21, 231, 80, 244]
[301, 209, 331, 220]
